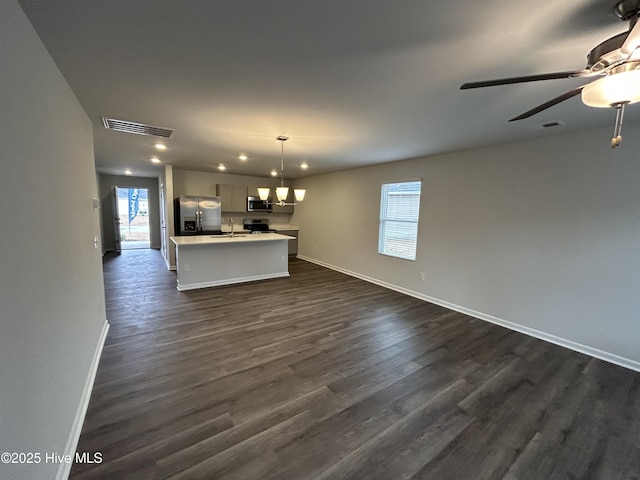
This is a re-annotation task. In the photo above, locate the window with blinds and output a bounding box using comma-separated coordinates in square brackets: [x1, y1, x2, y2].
[378, 180, 422, 261]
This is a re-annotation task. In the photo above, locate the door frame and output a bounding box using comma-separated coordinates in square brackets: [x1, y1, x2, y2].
[111, 186, 122, 254]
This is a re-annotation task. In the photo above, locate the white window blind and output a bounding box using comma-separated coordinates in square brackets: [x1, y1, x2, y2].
[378, 180, 421, 261]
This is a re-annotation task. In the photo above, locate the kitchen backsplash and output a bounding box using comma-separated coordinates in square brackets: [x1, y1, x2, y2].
[221, 213, 292, 226]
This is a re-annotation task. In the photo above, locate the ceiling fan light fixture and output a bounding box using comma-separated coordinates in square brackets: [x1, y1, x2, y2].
[460, 1, 640, 148]
[581, 69, 640, 107]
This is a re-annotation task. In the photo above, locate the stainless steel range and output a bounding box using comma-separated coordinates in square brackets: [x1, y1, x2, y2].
[242, 219, 277, 234]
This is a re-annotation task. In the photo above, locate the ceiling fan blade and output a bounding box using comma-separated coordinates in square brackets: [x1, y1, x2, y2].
[621, 19, 640, 54]
[460, 70, 592, 90]
[508, 86, 585, 122]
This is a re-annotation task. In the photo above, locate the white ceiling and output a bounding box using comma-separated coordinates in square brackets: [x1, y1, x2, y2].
[17, 0, 639, 179]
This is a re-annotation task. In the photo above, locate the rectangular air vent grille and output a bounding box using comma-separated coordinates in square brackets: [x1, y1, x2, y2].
[102, 117, 174, 138]
[541, 120, 565, 128]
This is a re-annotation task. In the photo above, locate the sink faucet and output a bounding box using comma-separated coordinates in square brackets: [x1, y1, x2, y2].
[228, 218, 234, 237]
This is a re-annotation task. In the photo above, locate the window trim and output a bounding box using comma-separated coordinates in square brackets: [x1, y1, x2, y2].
[378, 178, 422, 261]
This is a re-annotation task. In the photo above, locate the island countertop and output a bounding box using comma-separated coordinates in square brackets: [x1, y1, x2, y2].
[169, 233, 294, 291]
[170, 233, 294, 247]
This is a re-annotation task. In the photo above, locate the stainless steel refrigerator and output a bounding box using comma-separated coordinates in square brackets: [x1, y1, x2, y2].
[174, 195, 222, 235]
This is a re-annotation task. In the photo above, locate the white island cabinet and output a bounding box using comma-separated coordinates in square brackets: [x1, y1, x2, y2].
[170, 233, 294, 291]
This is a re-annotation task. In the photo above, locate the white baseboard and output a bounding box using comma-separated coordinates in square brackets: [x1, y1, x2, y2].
[297, 255, 640, 373]
[56, 319, 110, 480]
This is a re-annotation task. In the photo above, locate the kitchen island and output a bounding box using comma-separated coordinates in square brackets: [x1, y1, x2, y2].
[170, 233, 294, 291]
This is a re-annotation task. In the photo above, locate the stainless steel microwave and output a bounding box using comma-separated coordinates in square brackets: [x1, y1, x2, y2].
[247, 196, 272, 212]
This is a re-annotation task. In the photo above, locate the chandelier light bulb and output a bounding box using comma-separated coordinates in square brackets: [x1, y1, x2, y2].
[294, 189, 306, 202]
[257, 187, 270, 201]
[276, 187, 289, 202]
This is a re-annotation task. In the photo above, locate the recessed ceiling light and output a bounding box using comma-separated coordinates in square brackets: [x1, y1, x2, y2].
[151, 157, 161, 163]
[155, 143, 167, 150]
[300, 163, 309, 170]
[218, 164, 226, 171]
[270, 170, 278, 177]
[124, 169, 133, 175]
[238, 154, 248, 161]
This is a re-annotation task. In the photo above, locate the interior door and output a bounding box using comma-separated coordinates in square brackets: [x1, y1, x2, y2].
[111, 186, 122, 254]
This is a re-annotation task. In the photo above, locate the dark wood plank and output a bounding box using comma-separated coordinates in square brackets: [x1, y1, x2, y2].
[70, 249, 640, 479]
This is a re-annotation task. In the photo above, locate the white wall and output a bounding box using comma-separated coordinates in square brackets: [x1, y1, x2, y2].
[291, 124, 640, 370]
[0, 2, 108, 479]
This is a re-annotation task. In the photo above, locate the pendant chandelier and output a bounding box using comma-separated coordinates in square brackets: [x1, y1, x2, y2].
[257, 136, 306, 206]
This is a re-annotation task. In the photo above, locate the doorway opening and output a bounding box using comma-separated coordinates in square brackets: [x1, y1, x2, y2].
[116, 187, 150, 250]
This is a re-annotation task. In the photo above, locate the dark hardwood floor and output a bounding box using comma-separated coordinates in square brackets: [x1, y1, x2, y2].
[70, 249, 640, 479]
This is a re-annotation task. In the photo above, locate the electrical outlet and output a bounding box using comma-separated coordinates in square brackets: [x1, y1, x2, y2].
[419, 272, 425, 281]
[184, 264, 190, 272]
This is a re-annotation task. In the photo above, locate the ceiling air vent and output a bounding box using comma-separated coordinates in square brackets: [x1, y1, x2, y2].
[101, 117, 174, 138]
[540, 120, 565, 129]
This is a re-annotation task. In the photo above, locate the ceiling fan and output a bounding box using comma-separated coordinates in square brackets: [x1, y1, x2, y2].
[461, 0, 640, 148]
